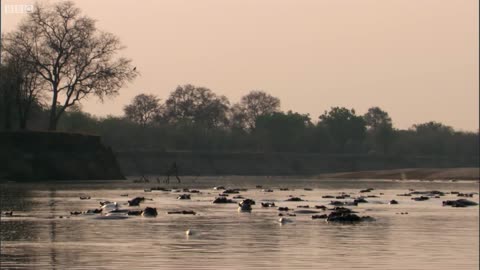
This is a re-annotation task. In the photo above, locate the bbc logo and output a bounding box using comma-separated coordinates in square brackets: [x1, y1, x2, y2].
[4, 4, 34, 14]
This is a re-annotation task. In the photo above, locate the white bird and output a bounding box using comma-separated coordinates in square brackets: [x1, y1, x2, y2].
[186, 229, 194, 236]
[101, 202, 118, 212]
[278, 217, 293, 224]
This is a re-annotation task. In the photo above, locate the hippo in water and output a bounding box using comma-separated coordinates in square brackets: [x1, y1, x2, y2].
[261, 202, 276, 207]
[128, 197, 146, 206]
[326, 211, 374, 223]
[238, 199, 255, 212]
[142, 207, 158, 217]
[389, 200, 399, 205]
[442, 199, 478, 207]
[241, 199, 256, 205]
[212, 197, 236, 204]
[286, 197, 304, 202]
[167, 210, 196, 215]
[177, 194, 191, 200]
[278, 217, 294, 224]
[223, 189, 240, 194]
[411, 196, 429, 201]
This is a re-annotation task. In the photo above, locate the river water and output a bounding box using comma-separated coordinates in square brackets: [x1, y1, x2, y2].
[1, 177, 479, 270]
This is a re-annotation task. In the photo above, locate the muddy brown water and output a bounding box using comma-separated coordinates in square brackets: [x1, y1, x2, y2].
[1, 177, 479, 269]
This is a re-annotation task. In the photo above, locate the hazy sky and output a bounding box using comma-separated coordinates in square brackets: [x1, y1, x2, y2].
[2, 0, 478, 131]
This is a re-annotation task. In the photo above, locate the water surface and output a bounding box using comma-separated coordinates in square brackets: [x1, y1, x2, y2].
[1, 177, 479, 269]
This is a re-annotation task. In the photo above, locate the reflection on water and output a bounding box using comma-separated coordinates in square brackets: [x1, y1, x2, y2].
[1, 177, 479, 270]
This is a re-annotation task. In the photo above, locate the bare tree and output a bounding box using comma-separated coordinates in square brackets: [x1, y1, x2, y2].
[124, 94, 163, 127]
[3, 1, 137, 130]
[8, 55, 46, 130]
[235, 90, 280, 129]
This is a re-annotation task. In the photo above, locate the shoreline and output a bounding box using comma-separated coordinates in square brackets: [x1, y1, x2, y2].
[316, 167, 479, 181]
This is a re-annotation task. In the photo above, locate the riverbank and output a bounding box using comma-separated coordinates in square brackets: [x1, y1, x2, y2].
[116, 150, 479, 176]
[0, 131, 125, 181]
[316, 167, 479, 180]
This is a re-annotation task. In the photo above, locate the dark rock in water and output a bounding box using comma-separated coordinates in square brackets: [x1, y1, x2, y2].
[314, 205, 327, 210]
[213, 197, 236, 204]
[389, 200, 399, 205]
[366, 195, 378, 198]
[142, 207, 158, 217]
[297, 205, 310, 208]
[443, 199, 478, 207]
[80, 196, 91, 200]
[411, 196, 429, 201]
[322, 195, 334, 198]
[279, 188, 289, 191]
[127, 210, 143, 216]
[312, 214, 328, 219]
[261, 202, 276, 207]
[189, 190, 201, 193]
[360, 188, 374, 193]
[256, 185, 263, 189]
[218, 194, 229, 197]
[233, 195, 244, 199]
[167, 210, 196, 215]
[70, 211, 82, 215]
[278, 207, 290, 211]
[213, 186, 226, 190]
[286, 197, 304, 202]
[128, 197, 145, 206]
[397, 193, 411, 197]
[304, 188, 313, 191]
[263, 189, 274, 192]
[177, 194, 191, 200]
[2, 211, 13, 217]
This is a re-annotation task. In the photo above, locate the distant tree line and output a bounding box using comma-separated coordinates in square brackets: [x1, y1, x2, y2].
[1, 83, 477, 157]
